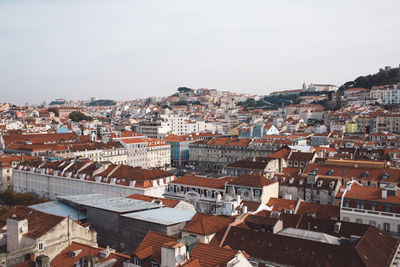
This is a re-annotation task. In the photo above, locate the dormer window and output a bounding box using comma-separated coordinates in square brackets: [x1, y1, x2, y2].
[327, 169, 334, 175]
[329, 181, 335, 189]
[362, 171, 369, 178]
[317, 180, 323, 187]
[289, 178, 294, 184]
[382, 173, 389, 180]
[38, 242, 44, 251]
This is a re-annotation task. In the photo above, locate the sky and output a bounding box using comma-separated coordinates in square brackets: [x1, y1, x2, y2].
[0, 0, 400, 105]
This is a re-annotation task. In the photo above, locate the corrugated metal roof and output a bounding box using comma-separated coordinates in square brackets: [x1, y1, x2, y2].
[277, 227, 341, 245]
[29, 200, 87, 221]
[57, 194, 161, 213]
[122, 207, 196, 225]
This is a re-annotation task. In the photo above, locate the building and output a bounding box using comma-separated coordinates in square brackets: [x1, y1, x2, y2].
[239, 123, 279, 138]
[225, 173, 279, 204]
[135, 121, 170, 139]
[13, 160, 175, 199]
[338, 181, 400, 238]
[57, 194, 195, 253]
[189, 137, 280, 172]
[0, 206, 97, 267]
[0, 155, 37, 192]
[127, 230, 252, 267]
[164, 175, 233, 214]
[115, 137, 171, 169]
[222, 157, 280, 177]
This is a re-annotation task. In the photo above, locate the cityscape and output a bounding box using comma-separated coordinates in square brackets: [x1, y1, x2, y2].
[1, 1, 400, 267]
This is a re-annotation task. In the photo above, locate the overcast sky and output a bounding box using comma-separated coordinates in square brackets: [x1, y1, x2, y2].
[0, 0, 399, 105]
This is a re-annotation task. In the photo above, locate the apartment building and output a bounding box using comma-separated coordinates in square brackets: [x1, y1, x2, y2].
[13, 159, 175, 199]
[135, 121, 170, 139]
[338, 181, 400, 238]
[0, 155, 37, 192]
[160, 114, 215, 135]
[164, 175, 233, 214]
[116, 137, 171, 169]
[370, 84, 400, 105]
[189, 137, 279, 172]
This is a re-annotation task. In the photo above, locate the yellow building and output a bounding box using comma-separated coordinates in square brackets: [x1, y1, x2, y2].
[345, 121, 359, 133]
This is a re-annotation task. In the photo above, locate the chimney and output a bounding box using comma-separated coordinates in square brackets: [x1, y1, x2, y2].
[382, 189, 387, 199]
[161, 242, 187, 267]
[7, 217, 28, 252]
[35, 255, 50, 267]
[242, 206, 248, 214]
[99, 246, 115, 258]
[334, 222, 341, 234]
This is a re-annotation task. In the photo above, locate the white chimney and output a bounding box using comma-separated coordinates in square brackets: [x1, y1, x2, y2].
[242, 206, 248, 214]
[161, 242, 187, 267]
[382, 189, 387, 199]
[7, 217, 28, 252]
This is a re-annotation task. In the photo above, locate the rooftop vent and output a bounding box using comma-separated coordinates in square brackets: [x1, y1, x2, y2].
[333, 222, 341, 234]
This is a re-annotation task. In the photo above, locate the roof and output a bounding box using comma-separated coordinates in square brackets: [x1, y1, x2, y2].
[51, 242, 130, 267]
[122, 207, 195, 225]
[134, 230, 177, 264]
[126, 194, 180, 208]
[171, 175, 233, 189]
[342, 183, 400, 204]
[182, 213, 235, 235]
[266, 198, 298, 212]
[57, 194, 161, 214]
[189, 242, 239, 267]
[296, 202, 340, 219]
[288, 151, 315, 161]
[266, 148, 291, 159]
[29, 200, 87, 221]
[227, 159, 269, 170]
[0, 206, 65, 239]
[228, 173, 277, 188]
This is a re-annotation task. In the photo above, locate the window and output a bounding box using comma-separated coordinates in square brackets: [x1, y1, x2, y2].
[383, 223, 390, 232]
[342, 217, 350, 222]
[356, 218, 363, 224]
[369, 220, 376, 226]
[38, 242, 44, 251]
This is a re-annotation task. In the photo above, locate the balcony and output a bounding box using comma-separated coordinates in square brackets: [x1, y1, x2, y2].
[341, 207, 400, 219]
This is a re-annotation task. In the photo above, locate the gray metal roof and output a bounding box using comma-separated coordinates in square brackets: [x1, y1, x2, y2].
[57, 194, 161, 214]
[278, 227, 341, 245]
[29, 200, 87, 221]
[122, 207, 196, 225]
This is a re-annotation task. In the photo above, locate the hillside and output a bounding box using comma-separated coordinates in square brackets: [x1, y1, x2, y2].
[339, 65, 400, 93]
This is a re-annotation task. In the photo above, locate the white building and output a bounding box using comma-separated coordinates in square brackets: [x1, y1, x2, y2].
[116, 137, 171, 169]
[370, 84, 400, 105]
[13, 160, 175, 199]
[160, 114, 216, 135]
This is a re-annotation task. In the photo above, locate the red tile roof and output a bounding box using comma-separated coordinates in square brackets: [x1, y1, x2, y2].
[182, 213, 235, 235]
[134, 230, 177, 264]
[189, 242, 239, 267]
[0, 206, 65, 239]
[51, 242, 129, 267]
[228, 173, 277, 188]
[171, 175, 233, 189]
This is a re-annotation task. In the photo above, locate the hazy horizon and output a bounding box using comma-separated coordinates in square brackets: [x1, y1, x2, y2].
[1, 0, 400, 105]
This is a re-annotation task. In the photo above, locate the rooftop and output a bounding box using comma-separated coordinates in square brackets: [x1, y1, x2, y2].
[122, 207, 195, 225]
[57, 194, 161, 214]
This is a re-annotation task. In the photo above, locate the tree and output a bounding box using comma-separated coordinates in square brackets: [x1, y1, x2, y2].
[177, 87, 192, 93]
[47, 107, 59, 117]
[69, 111, 92, 122]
